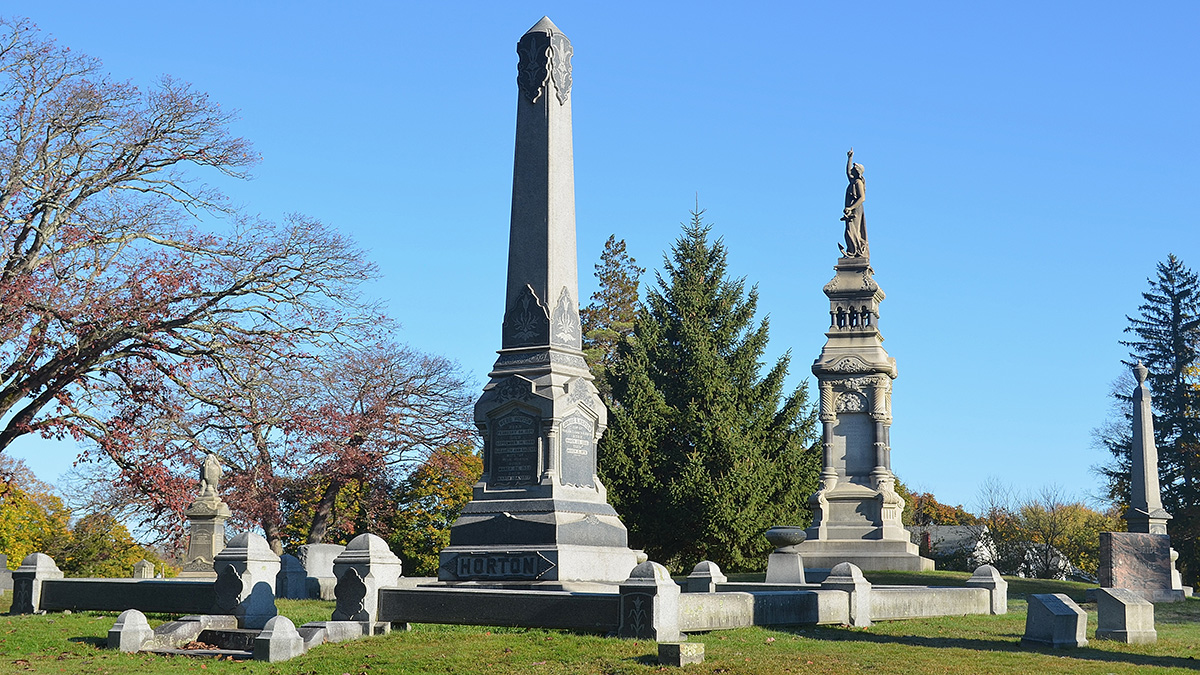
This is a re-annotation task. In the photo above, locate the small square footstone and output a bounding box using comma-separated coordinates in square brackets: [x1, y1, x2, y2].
[658, 642, 704, 666]
[1022, 593, 1087, 648]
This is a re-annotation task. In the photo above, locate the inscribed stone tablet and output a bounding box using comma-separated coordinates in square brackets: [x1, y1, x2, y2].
[1099, 532, 1172, 590]
[491, 410, 540, 486]
[559, 412, 596, 488]
[831, 412, 874, 478]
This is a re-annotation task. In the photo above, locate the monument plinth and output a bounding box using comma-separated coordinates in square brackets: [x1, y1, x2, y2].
[179, 452, 231, 578]
[795, 150, 932, 572]
[439, 17, 637, 587]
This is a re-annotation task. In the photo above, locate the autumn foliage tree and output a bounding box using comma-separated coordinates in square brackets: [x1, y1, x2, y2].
[389, 443, 482, 575]
[0, 455, 69, 568]
[895, 482, 978, 527]
[0, 18, 476, 553]
[76, 340, 475, 554]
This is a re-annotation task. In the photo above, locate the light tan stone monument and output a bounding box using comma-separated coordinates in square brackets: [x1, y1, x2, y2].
[179, 452, 232, 578]
[794, 150, 932, 572]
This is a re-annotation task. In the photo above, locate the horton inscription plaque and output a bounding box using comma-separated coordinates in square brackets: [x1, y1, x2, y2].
[491, 409, 540, 487]
[443, 551, 556, 581]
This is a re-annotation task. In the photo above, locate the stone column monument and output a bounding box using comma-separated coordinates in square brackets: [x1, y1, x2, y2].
[794, 150, 932, 572]
[1098, 362, 1190, 600]
[438, 17, 638, 587]
[179, 452, 232, 578]
[1128, 362, 1171, 534]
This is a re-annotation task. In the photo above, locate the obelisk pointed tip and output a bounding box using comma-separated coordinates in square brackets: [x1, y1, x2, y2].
[525, 16, 562, 36]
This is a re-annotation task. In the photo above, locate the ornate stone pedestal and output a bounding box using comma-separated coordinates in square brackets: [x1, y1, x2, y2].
[797, 252, 931, 572]
[179, 453, 232, 578]
[179, 496, 231, 578]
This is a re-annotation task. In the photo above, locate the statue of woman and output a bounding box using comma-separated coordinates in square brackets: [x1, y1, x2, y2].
[839, 148, 868, 258]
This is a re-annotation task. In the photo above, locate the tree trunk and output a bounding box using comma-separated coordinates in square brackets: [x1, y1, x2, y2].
[307, 478, 343, 544]
[262, 520, 284, 556]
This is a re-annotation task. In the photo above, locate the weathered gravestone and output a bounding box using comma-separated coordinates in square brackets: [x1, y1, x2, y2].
[10, 552, 63, 614]
[1095, 587, 1156, 644]
[254, 616, 306, 663]
[179, 453, 231, 579]
[1022, 593, 1087, 648]
[686, 561, 727, 594]
[107, 609, 156, 652]
[438, 16, 637, 587]
[276, 554, 308, 600]
[331, 533, 402, 625]
[0, 554, 12, 593]
[212, 532, 279, 629]
[794, 151, 931, 572]
[617, 561, 682, 642]
[298, 543, 344, 600]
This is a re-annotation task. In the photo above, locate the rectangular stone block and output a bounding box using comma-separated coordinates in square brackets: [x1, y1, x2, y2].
[1022, 593, 1087, 648]
[1099, 532, 1172, 590]
[677, 589, 848, 631]
[658, 642, 704, 666]
[869, 586, 988, 620]
[377, 587, 619, 631]
[1095, 587, 1156, 644]
[39, 579, 216, 614]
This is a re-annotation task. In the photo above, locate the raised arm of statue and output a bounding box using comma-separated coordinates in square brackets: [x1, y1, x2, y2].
[846, 148, 855, 181]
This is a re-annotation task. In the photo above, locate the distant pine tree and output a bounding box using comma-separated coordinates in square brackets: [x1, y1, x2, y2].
[598, 210, 819, 572]
[1102, 253, 1200, 583]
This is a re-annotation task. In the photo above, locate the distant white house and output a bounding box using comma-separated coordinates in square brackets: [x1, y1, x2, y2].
[907, 525, 993, 570]
[906, 525, 1096, 582]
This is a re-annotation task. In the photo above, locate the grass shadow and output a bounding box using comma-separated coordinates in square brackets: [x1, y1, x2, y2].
[806, 624, 1200, 671]
[66, 636, 106, 647]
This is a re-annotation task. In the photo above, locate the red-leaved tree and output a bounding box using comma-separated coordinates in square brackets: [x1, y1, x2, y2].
[0, 18, 478, 552]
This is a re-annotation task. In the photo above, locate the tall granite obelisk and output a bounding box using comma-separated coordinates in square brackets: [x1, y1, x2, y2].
[795, 149, 932, 572]
[439, 17, 638, 586]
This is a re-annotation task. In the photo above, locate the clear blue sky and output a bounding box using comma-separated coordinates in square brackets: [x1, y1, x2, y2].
[6, 1, 1198, 513]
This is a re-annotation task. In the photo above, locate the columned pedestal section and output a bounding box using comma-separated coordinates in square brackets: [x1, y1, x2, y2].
[438, 17, 637, 588]
[797, 255, 932, 572]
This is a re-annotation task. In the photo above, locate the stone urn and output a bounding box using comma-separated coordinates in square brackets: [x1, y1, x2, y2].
[764, 526, 807, 553]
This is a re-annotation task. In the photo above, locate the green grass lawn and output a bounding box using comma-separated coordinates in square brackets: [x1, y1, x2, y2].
[2, 575, 1199, 674]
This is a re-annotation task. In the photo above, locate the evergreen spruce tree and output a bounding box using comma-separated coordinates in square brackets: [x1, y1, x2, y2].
[580, 235, 644, 397]
[598, 210, 819, 572]
[1102, 254, 1200, 582]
